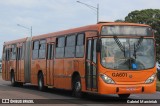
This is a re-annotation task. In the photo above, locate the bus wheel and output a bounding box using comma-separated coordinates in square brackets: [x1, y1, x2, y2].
[73, 76, 82, 98]
[118, 94, 130, 99]
[38, 73, 45, 91]
[10, 72, 16, 86]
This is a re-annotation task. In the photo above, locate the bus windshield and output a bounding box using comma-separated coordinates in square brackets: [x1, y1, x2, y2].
[101, 26, 152, 36]
[101, 38, 154, 70]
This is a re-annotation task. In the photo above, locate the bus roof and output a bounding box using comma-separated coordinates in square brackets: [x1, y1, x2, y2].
[4, 22, 150, 45]
[32, 24, 99, 40]
[4, 37, 28, 45]
[32, 22, 150, 40]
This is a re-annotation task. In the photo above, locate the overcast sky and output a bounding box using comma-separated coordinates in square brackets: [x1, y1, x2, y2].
[0, 0, 160, 57]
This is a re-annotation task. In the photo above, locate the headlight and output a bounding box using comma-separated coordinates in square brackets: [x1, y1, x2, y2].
[100, 74, 115, 84]
[145, 74, 156, 84]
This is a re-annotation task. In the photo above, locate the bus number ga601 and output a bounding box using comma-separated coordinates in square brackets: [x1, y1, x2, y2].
[112, 73, 127, 77]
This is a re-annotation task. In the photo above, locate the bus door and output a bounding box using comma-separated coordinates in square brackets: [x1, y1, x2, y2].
[46, 43, 55, 86]
[16, 46, 22, 81]
[5, 48, 10, 80]
[86, 38, 98, 91]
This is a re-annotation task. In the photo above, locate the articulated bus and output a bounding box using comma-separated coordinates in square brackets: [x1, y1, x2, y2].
[2, 22, 156, 98]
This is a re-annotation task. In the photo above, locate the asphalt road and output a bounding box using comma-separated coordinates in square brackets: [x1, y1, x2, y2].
[0, 74, 160, 106]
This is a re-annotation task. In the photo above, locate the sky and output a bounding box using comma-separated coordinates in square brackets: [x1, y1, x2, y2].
[0, 0, 160, 57]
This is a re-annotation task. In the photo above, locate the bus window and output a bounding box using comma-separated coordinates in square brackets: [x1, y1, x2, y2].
[76, 33, 85, 58]
[65, 35, 76, 58]
[17, 47, 22, 60]
[11, 44, 16, 60]
[32, 41, 39, 59]
[87, 40, 92, 60]
[47, 44, 54, 59]
[93, 39, 97, 63]
[39, 40, 46, 59]
[56, 36, 65, 58]
[51, 44, 54, 59]
[47, 44, 51, 59]
[5, 49, 10, 61]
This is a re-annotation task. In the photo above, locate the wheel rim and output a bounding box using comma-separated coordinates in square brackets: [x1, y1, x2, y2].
[39, 78, 42, 88]
[75, 81, 81, 92]
[11, 75, 14, 84]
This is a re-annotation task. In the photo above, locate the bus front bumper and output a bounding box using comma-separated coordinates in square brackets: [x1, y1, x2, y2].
[98, 80, 156, 94]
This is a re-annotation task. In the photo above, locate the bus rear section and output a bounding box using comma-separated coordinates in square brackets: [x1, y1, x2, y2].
[94, 24, 156, 98]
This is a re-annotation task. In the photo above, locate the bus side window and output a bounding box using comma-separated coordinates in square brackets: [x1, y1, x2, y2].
[76, 33, 85, 58]
[32, 41, 39, 59]
[11, 44, 16, 60]
[56, 36, 65, 58]
[65, 34, 76, 58]
[5, 48, 10, 61]
[93, 39, 97, 63]
[87, 40, 92, 60]
[5, 49, 7, 61]
[39, 39, 46, 59]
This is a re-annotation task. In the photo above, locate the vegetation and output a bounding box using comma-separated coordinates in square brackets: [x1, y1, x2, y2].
[124, 9, 160, 61]
[157, 80, 160, 91]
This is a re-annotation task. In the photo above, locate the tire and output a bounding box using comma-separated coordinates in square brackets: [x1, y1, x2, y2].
[38, 73, 45, 91]
[72, 76, 82, 98]
[10, 72, 16, 86]
[118, 94, 130, 99]
[10, 72, 23, 87]
[17, 82, 23, 87]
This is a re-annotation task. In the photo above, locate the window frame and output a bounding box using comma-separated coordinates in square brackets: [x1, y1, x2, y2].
[32, 40, 39, 59]
[55, 36, 65, 58]
[11, 44, 16, 60]
[39, 39, 46, 59]
[65, 34, 76, 58]
[75, 33, 85, 58]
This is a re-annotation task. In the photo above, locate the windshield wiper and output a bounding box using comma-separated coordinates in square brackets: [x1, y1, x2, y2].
[135, 36, 143, 50]
[133, 37, 143, 59]
[113, 36, 125, 57]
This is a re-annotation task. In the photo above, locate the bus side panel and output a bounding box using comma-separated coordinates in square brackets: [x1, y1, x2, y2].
[20, 60, 25, 82]
[54, 59, 64, 89]
[63, 55, 86, 90]
[78, 59, 86, 92]
[30, 59, 45, 85]
[10, 60, 16, 81]
[64, 59, 73, 90]
[31, 60, 38, 85]
[38, 59, 46, 85]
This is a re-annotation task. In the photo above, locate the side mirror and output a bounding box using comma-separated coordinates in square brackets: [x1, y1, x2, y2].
[96, 38, 101, 52]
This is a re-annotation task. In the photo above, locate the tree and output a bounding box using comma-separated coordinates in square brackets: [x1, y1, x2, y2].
[115, 19, 124, 22]
[125, 9, 160, 60]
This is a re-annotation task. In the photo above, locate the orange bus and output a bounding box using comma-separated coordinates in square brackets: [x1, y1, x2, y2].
[2, 22, 156, 98]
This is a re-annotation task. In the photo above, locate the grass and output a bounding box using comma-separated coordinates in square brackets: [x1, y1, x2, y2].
[157, 79, 160, 91]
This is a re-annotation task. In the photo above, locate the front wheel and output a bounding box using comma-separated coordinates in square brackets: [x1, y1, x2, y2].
[11, 72, 16, 86]
[118, 94, 130, 99]
[38, 73, 45, 91]
[10, 72, 23, 87]
[72, 76, 82, 98]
